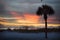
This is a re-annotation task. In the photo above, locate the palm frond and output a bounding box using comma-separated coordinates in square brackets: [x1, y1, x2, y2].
[42, 5, 54, 15]
[36, 7, 43, 16]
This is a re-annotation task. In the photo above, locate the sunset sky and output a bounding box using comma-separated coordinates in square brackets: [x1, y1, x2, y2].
[0, 0, 60, 28]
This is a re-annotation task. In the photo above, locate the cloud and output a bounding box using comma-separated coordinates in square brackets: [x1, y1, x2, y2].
[0, 2, 5, 15]
[47, 16, 60, 24]
[2, 0, 41, 3]
[0, 0, 60, 25]
[10, 12, 40, 23]
[0, 17, 7, 22]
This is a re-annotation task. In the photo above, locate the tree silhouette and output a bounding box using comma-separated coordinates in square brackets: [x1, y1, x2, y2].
[36, 5, 54, 39]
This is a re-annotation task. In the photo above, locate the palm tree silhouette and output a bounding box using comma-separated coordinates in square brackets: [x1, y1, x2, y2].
[36, 5, 54, 39]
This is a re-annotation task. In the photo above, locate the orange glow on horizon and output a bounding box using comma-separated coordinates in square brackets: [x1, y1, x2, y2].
[0, 11, 60, 28]
[0, 21, 60, 28]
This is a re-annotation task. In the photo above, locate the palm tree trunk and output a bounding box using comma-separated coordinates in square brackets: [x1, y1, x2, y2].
[45, 18, 47, 39]
[44, 14, 47, 39]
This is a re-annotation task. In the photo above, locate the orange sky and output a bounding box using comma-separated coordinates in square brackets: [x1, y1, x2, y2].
[0, 11, 60, 27]
[10, 12, 40, 24]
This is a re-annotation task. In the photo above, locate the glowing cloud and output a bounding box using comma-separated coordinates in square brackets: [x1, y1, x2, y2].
[0, 12, 60, 27]
[24, 13, 40, 23]
[10, 12, 40, 24]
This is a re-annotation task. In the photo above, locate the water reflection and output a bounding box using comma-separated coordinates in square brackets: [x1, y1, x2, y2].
[0, 31, 60, 40]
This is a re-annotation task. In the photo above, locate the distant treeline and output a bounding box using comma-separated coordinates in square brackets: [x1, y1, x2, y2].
[0, 28, 60, 33]
[14, 28, 60, 33]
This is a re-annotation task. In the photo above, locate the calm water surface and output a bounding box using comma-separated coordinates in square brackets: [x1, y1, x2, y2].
[0, 31, 60, 40]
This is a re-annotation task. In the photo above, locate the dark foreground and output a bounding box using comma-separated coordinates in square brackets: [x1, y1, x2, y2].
[0, 31, 60, 40]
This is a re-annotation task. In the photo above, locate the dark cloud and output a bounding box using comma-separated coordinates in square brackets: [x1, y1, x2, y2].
[0, 2, 5, 14]
[0, 1, 11, 17]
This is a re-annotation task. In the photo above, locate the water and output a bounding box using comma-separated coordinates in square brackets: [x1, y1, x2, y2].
[0, 31, 60, 40]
